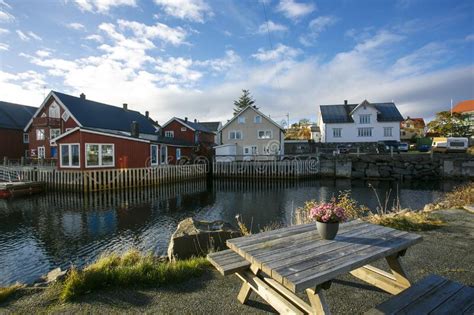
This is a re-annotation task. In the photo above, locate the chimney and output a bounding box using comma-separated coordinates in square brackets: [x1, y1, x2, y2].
[184, 117, 188, 122]
[145, 111, 149, 118]
[80, 93, 86, 100]
[123, 103, 128, 111]
[131, 121, 139, 138]
[344, 100, 348, 105]
[194, 118, 197, 123]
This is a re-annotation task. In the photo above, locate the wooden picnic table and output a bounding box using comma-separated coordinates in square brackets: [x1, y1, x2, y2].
[225, 219, 423, 314]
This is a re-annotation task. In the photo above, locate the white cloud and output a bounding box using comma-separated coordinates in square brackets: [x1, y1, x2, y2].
[195, 50, 241, 73]
[276, 0, 315, 20]
[391, 42, 449, 77]
[73, 0, 136, 13]
[0, 7, 13, 23]
[252, 43, 302, 62]
[28, 31, 42, 41]
[153, 0, 213, 23]
[465, 34, 474, 42]
[257, 20, 288, 34]
[0, 27, 9, 35]
[36, 50, 52, 58]
[16, 30, 29, 41]
[299, 15, 337, 46]
[0, 42, 8, 50]
[85, 34, 103, 42]
[116, 19, 187, 46]
[67, 22, 85, 31]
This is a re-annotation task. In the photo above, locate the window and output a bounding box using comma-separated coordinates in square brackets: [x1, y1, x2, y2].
[36, 129, 45, 141]
[244, 146, 257, 155]
[176, 148, 181, 160]
[150, 145, 158, 166]
[181, 127, 187, 131]
[384, 127, 393, 137]
[38, 146, 45, 159]
[60, 144, 80, 168]
[254, 115, 262, 123]
[50, 128, 61, 139]
[85, 144, 114, 167]
[333, 128, 342, 138]
[229, 130, 242, 140]
[165, 131, 174, 138]
[160, 145, 167, 164]
[61, 111, 70, 122]
[358, 127, 373, 137]
[49, 103, 60, 118]
[23, 133, 29, 144]
[238, 116, 246, 124]
[359, 114, 371, 124]
[257, 130, 272, 139]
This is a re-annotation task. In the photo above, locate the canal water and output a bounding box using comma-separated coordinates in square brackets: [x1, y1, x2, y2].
[0, 179, 464, 285]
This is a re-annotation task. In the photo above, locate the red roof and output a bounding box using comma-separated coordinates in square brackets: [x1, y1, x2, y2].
[453, 100, 474, 113]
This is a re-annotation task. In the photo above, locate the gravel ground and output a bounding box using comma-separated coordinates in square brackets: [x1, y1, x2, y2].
[1, 209, 473, 315]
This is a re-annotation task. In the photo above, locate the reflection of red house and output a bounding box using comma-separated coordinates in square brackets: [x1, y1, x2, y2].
[25, 91, 194, 169]
[0, 101, 36, 159]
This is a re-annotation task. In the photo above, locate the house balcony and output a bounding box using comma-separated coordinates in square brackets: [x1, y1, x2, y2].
[32, 117, 61, 127]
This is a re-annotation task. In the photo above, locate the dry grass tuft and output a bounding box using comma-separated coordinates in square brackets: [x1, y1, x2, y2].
[0, 284, 23, 303]
[367, 211, 444, 231]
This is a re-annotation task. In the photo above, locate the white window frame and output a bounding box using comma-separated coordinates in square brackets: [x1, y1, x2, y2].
[244, 145, 258, 155]
[38, 146, 45, 159]
[254, 115, 262, 123]
[358, 127, 373, 137]
[165, 130, 174, 138]
[229, 130, 242, 140]
[238, 116, 246, 124]
[23, 133, 29, 144]
[62, 111, 70, 122]
[181, 127, 187, 132]
[49, 103, 60, 118]
[257, 130, 272, 139]
[333, 128, 342, 138]
[384, 127, 393, 137]
[36, 128, 45, 141]
[50, 128, 61, 140]
[160, 145, 168, 165]
[359, 114, 371, 124]
[176, 148, 181, 160]
[150, 144, 159, 166]
[85, 143, 115, 168]
[60, 143, 80, 168]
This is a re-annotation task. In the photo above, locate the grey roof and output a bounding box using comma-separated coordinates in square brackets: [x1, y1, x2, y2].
[53, 91, 159, 135]
[319, 102, 403, 124]
[0, 101, 37, 130]
[175, 118, 213, 133]
[199, 121, 221, 133]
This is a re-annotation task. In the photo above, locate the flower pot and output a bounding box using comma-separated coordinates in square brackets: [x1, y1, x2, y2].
[316, 221, 339, 240]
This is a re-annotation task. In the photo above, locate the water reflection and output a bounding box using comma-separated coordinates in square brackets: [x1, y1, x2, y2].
[0, 178, 466, 285]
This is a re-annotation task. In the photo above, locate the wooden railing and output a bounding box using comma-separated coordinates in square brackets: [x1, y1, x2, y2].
[13, 164, 207, 192]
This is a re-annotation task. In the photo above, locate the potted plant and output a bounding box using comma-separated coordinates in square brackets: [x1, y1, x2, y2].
[310, 202, 347, 240]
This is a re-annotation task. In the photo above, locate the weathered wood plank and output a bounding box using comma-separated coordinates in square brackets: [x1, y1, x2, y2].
[207, 249, 250, 276]
[287, 232, 422, 292]
[350, 266, 409, 295]
[306, 287, 331, 315]
[430, 285, 474, 315]
[263, 277, 313, 314]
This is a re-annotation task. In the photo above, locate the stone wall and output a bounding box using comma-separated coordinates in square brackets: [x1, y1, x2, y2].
[319, 154, 473, 180]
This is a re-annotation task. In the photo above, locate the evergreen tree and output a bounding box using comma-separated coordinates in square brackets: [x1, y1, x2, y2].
[233, 89, 257, 115]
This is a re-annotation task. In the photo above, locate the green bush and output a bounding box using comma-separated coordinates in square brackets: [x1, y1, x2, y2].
[60, 250, 209, 302]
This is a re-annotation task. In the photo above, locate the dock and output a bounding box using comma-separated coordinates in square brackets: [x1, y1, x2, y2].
[0, 181, 45, 199]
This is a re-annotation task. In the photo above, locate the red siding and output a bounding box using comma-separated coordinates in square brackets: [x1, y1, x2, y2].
[26, 96, 79, 159]
[163, 119, 215, 145]
[0, 128, 28, 159]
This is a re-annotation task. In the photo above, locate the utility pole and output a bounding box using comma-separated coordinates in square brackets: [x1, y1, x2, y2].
[286, 113, 290, 130]
[450, 99, 453, 116]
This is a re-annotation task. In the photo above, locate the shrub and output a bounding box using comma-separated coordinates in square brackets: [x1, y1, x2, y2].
[436, 182, 474, 210]
[60, 250, 209, 302]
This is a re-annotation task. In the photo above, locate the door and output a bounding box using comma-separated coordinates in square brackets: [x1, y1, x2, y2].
[38, 146, 46, 159]
[176, 148, 181, 161]
[50, 147, 57, 158]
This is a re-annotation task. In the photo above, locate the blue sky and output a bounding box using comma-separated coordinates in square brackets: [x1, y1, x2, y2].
[0, 0, 473, 125]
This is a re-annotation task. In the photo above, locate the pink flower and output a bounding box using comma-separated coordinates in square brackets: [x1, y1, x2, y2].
[309, 202, 347, 223]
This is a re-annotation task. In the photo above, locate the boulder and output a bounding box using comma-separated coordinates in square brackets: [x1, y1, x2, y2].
[167, 218, 242, 260]
[33, 267, 67, 286]
[365, 165, 380, 178]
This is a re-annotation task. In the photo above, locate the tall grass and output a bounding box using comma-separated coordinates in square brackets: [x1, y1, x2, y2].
[60, 250, 209, 302]
[0, 284, 22, 303]
[437, 182, 474, 209]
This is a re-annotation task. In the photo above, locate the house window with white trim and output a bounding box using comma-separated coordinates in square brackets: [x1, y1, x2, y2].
[86, 144, 114, 167]
[150, 145, 158, 166]
[60, 144, 80, 168]
[244, 146, 257, 155]
[165, 131, 174, 138]
[359, 114, 371, 124]
[229, 130, 242, 140]
[258, 130, 272, 139]
[50, 128, 61, 139]
[238, 117, 246, 124]
[181, 127, 187, 131]
[36, 129, 45, 141]
[176, 148, 181, 160]
[333, 128, 342, 138]
[254, 115, 262, 123]
[384, 127, 393, 137]
[160, 145, 167, 164]
[358, 127, 373, 137]
[23, 133, 29, 144]
[49, 103, 60, 118]
[38, 146, 45, 159]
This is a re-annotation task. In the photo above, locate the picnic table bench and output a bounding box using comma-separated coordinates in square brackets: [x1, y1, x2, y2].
[207, 219, 423, 314]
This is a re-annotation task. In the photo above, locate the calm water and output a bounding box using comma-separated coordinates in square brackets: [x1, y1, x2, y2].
[0, 179, 465, 285]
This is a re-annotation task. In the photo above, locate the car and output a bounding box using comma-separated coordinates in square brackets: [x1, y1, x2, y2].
[418, 144, 431, 152]
[398, 143, 409, 152]
[378, 140, 400, 153]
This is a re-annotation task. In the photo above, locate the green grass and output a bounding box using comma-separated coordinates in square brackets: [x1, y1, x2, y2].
[0, 284, 22, 303]
[60, 250, 210, 302]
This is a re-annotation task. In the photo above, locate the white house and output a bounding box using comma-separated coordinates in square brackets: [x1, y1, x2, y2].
[318, 100, 403, 143]
[215, 105, 285, 161]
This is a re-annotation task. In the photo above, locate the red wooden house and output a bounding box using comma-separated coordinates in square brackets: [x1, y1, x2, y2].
[0, 101, 36, 159]
[24, 91, 195, 169]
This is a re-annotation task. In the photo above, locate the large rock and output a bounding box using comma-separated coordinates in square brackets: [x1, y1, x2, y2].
[167, 218, 242, 260]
